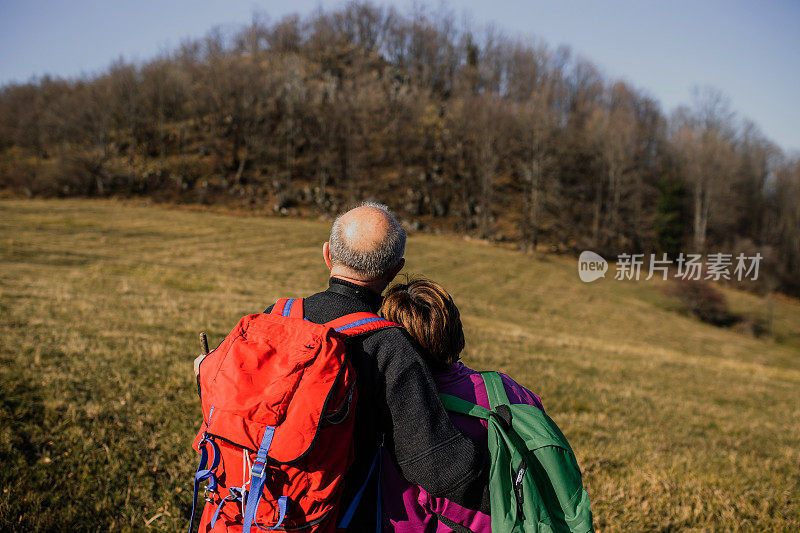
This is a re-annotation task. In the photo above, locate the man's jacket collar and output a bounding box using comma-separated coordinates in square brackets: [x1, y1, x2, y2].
[326, 277, 383, 312]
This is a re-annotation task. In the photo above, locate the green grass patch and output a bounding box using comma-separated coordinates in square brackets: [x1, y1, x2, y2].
[1, 199, 798, 530]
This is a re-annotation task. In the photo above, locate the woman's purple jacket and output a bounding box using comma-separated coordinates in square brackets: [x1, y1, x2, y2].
[381, 362, 544, 532]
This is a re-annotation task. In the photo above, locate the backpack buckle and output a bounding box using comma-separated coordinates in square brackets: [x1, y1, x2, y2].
[492, 405, 513, 431]
[251, 462, 266, 479]
[228, 487, 244, 501]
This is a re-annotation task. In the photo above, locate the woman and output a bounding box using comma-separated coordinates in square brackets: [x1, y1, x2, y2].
[379, 279, 545, 532]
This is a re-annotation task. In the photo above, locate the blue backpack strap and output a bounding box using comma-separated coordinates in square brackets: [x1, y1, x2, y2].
[270, 298, 305, 319]
[190, 436, 220, 533]
[242, 426, 288, 533]
[375, 446, 383, 533]
[337, 445, 382, 530]
[210, 497, 227, 529]
[210, 487, 245, 528]
[325, 312, 399, 337]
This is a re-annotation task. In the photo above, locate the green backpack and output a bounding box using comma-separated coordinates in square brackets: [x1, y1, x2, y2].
[439, 372, 594, 533]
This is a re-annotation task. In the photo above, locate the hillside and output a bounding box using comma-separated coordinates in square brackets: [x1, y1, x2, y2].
[2, 3, 799, 297]
[1, 199, 798, 530]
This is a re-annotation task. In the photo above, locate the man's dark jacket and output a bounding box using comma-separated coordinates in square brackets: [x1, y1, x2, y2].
[265, 277, 490, 530]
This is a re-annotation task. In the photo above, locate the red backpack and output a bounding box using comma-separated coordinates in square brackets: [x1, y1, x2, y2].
[190, 298, 398, 533]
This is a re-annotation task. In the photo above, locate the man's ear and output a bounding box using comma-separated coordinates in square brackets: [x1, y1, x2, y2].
[322, 241, 333, 270]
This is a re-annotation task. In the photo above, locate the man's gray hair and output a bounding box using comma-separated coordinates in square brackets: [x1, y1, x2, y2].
[329, 202, 406, 278]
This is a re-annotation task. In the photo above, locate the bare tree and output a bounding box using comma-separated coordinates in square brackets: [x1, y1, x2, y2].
[1, 2, 796, 295]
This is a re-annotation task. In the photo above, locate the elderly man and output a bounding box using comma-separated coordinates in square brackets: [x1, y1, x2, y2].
[194, 202, 489, 530]
[273, 202, 489, 529]
[195, 203, 489, 532]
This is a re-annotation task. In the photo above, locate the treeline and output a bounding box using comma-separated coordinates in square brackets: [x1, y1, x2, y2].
[1, 2, 798, 294]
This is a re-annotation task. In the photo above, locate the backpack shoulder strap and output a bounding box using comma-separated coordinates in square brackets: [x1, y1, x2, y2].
[439, 393, 492, 419]
[270, 298, 305, 319]
[480, 371, 511, 411]
[325, 312, 399, 337]
[440, 373, 513, 420]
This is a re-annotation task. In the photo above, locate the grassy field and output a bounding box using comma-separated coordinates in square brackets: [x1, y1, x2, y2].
[1, 198, 798, 531]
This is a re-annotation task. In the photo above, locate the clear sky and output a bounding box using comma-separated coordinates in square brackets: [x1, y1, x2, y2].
[1, 0, 798, 154]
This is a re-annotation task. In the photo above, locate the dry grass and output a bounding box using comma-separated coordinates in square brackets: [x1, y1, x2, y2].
[1, 199, 798, 531]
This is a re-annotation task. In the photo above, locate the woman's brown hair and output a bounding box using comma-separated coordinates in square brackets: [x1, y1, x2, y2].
[380, 279, 465, 369]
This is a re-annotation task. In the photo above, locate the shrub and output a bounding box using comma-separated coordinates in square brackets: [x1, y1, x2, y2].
[666, 279, 737, 327]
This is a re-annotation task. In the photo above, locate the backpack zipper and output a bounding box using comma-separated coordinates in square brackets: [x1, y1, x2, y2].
[514, 459, 527, 520]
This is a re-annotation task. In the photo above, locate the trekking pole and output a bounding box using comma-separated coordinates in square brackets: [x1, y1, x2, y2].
[195, 332, 210, 398]
[200, 332, 209, 355]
